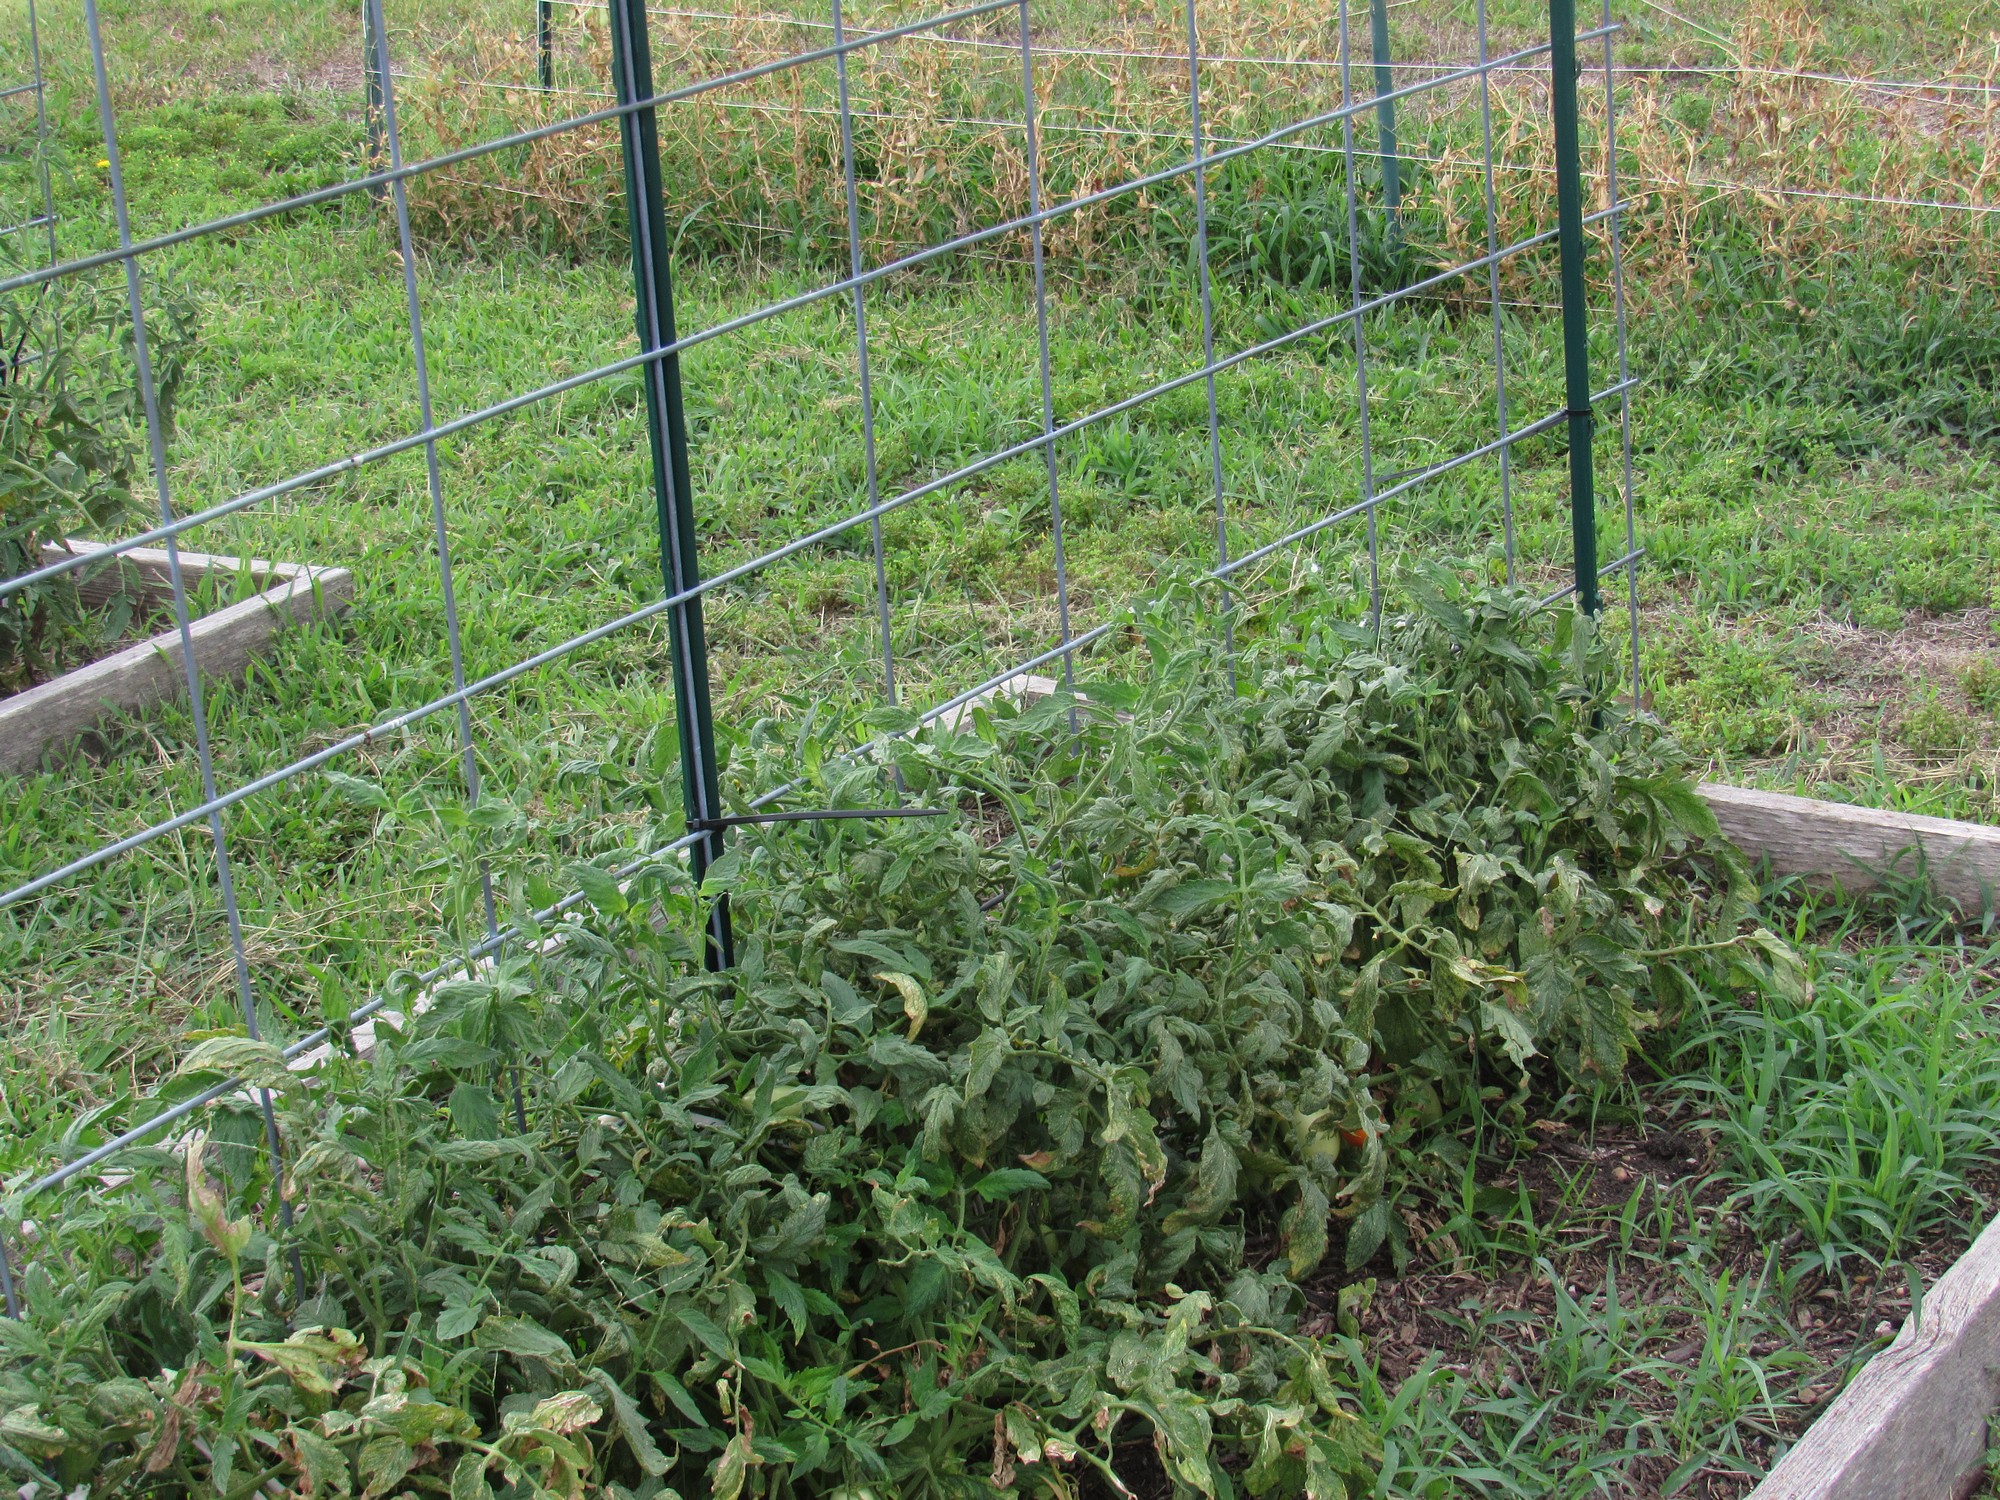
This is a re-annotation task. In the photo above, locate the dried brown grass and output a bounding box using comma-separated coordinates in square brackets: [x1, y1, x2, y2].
[392, 0, 1999, 285]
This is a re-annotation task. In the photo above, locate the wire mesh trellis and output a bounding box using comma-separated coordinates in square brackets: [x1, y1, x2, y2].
[0, 0, 1643, 1315]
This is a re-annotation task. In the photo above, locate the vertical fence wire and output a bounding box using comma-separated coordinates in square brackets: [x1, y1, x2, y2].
[363, 0, 387, 199]
[1015, 0, 1077, 708]
[24, 0, 54, 266]
[79, 0, 303, 1301]
[1337, 0, 1382, 625]
[1475, 0, 1516, 583]
[1602, 0, 1642, 699]
[1182, 0, 1233, 673]
[833, 0, 897, 707]
[366, 0, 501, 947]
[369, 0, 519, 1128]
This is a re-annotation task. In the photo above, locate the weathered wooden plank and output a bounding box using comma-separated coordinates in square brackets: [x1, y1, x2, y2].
[39, 540, 306, 612]
[1700, 782, 2000, 915]
[0, 564, 353, 774]
[1748, 1209, 2000, 1500]
[38, 538, 307, 609]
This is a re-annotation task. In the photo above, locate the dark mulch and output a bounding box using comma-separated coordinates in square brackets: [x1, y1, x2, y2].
[1305, 1104, 1989, 1500]
[1072, 1092, 1992, 1500]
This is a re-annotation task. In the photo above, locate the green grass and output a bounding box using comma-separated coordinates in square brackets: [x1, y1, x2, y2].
[0, 0, 1993, 1133]
[1334, 896, 2000, 1496]
[0, 1, 1997, 1486]
[1680, 895, 2000, 1278]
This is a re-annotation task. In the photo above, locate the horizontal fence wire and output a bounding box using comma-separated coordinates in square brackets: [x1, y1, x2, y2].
[396, 72, 2000, 222]
[1537, 545, 1646, 607]
[431, 51, 2000, 103]
[0, 23, 1614, 606]
[0, 0, 1645, 1251]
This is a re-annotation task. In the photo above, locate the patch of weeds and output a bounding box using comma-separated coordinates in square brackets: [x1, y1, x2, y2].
[1673, 907, 2000, 1280]
[1899, 686, 1977, 755]
[1652, 624, 1815, 760]
[1963, 657, 2000, 717]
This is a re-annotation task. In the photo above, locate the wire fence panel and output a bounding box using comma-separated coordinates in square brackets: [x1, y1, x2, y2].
[0, 0, 1644, 1314]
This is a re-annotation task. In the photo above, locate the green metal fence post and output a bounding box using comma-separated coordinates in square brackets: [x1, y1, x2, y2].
[1367, 0, 1401, 244]
[608, 0, 735, 969]
[1548, 0, 1598, 614]
[537, 0, 553, 91]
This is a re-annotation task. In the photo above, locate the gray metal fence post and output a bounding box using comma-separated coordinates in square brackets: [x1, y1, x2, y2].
[1549, 0, 1598, 615]
[362, 0, 386, 200]
[25, 0, 55, 265]
[608, 0, 734, 970]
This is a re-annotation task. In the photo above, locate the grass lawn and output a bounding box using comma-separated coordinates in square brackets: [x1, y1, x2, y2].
[1, 0, 1992, 1058]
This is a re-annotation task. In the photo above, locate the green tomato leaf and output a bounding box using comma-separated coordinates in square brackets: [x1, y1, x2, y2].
[971, 1167, 1050, 1202]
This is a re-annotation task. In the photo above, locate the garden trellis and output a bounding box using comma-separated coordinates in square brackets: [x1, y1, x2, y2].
[0, 0, 1642, 1313]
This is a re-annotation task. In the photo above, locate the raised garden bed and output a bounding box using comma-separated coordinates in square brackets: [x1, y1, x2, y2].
[1749, 1207, 2000, 1499]
[1704, 784, 2000, 917]
[0, 539, 352, 775]
[4, 582, 1996, 1499]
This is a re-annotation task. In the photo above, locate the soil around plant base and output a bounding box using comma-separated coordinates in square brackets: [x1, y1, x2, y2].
[1074, 1094, 1993, 1500]
[1329, 1113, 1988, 1499]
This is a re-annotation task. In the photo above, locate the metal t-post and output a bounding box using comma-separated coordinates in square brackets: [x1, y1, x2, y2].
[1367, 0, 1401, 246]
[608, 0, 734, 970]
[1549, 0, 1598, 615]
[538, 0, 554, 91]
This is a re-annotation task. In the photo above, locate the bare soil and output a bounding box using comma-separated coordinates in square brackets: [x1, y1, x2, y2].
[1073, 1085, 1993, 1500]
[1794, 606, 1996, 726]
